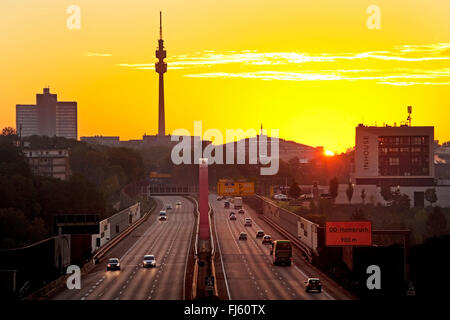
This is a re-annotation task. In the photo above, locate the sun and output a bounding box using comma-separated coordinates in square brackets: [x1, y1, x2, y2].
[324, 150, 335, 157]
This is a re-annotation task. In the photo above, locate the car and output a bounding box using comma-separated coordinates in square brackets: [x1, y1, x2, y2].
[166, 204, 172, 210]
[262, 235, 272, 244]
[176, 201, 182, 206]
[238, 209, 245, 214]
[305, 278, 322, 293]
[216, 196, 222, 201]
[224, 201, 230, 209]
[239, 232, 247, 240]
[256, 230, 264, 238]
[142, 255, 156, 268]
[106, 258, 120, 271]
[244, 218, 252, 227]
[158, 211, 167, 221]
[230, 214, 237, 220]
[300, 194, 314, 201]
[229, 211, 235, 216]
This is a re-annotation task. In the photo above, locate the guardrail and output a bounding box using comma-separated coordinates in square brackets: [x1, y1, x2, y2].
[185, 196, 200, 300]
[260, 215, 313, 261]
[254, 194, 318, 260]
[23, 200, 158, 300]
[92, 200, 158, 262]
[186, 196, 218, 299]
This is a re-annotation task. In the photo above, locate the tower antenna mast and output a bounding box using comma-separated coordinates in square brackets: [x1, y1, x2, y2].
[159, 11, 162, 40]
[407, 106, 412, 126]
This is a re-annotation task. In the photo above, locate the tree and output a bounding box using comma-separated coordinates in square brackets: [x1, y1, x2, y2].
[312, 182, 320, 200]
[346, 182, 354, 204]
[361, 189, 366, 204]
[1, 127, 16, 136]
[329, 177, 339, 200]
[391, 188, 411, 211]
[425, 188, 438, 207]
[426, 206, 447, 237]
[380, 183, 393, 204]
[351, 208, 365, 220]
[288, 180, 301, 199]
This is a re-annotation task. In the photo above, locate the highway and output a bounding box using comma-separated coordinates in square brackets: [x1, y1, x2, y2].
[211, 195, 356, 300]
[52, 196, 195, 300]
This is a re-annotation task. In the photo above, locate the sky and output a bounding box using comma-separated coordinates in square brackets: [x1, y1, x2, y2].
[1, 0, 449, 153]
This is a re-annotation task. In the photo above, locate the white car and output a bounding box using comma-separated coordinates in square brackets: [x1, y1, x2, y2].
[159, 210, 167, 221]
[176, 201, 182, 206]
[142, 255, 156, 268]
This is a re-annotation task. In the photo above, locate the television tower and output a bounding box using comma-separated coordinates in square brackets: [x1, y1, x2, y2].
[155, 11, 167, 136]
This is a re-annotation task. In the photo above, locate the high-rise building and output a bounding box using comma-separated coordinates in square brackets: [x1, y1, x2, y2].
[16, 88, 77, 139]
[56, 101, 78, 140]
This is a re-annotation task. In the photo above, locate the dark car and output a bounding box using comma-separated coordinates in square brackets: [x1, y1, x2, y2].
[305, 278, 322, 293]
[262, 235, 272, 244]
[224, 201, 230, 209]
[106, 258, 120, 271]
[239, 232, 247, 240]
[256, 230, 264, 238]
[238, 209, 245, 214]
[230, 214, 237, 221]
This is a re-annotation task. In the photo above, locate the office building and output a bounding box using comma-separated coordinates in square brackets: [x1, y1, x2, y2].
[354, 124, 435, 186]
[16, 88, 77, 140]
[335, 124, 450, 207]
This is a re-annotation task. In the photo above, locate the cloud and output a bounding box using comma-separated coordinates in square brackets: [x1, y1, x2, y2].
[118, 43, 450, 85]
[184, 69, 450, 85]
[85, 53, 113, 57]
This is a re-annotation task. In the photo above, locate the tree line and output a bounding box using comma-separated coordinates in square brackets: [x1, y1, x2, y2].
[0, 130, 145, 249]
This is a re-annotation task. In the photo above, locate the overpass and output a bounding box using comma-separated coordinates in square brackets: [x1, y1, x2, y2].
[144, 183, 198, 196]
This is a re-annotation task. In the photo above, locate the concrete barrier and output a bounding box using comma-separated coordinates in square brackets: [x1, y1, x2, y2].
[24, 200, 158, 300]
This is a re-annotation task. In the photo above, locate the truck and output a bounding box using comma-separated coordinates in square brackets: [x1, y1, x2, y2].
[270, 240, 292, 266]
[233, 197, 243, 209]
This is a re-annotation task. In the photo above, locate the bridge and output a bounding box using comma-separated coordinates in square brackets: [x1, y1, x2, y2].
[143, 183, 198, 196]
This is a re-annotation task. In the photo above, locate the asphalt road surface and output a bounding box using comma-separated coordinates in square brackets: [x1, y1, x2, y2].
[52, 196, 195, 300]
[211, 195, 356, 300]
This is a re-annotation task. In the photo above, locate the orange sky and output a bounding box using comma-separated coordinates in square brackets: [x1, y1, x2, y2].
[1, 0, 449, 153]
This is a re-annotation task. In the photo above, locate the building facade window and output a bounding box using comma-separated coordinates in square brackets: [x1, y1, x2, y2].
[378, 135, 429, 176]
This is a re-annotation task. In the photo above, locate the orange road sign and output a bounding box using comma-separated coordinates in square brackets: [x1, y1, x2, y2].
[325, 221, 372, 246]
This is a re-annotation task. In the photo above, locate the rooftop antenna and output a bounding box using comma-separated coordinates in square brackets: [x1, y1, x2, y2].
[407, 106, 412, 126]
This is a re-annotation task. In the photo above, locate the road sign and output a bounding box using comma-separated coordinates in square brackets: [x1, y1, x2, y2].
[53, 214, 100, 235]
[205, 276, 214, 292]
[407, 281, 416, 296]
[325, 221, 372, 246]
[217, 180, 254, 196]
